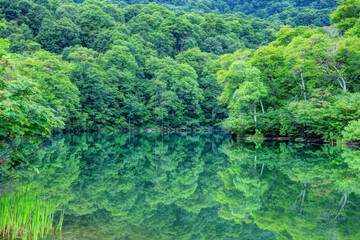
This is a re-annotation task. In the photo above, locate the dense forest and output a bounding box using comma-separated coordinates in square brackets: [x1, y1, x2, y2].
[0, 0, 277, 132]
[76, 0, 339, 27]
[0, 0, 359, 150]
[74, 0, 337, 26]
[219, 0, 360, 143]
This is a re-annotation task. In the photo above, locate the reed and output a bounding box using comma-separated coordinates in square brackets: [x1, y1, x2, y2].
[0, 186, 64, 240]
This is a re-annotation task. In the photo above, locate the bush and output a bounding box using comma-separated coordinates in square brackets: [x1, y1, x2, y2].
[342, 120, 360, 143]
[222, 116, 255, 136]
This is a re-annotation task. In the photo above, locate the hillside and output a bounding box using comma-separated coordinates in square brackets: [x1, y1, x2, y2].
[105, 0, 338, 27]
[0, 0, 359, 143]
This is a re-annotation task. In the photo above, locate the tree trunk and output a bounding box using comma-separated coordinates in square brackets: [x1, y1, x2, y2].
[300, 183, 306, 216]
[254, 102, 257, 124]
[333, 65, 347, 92]
[260, 163, 265, 177]
[254, 151, 257, 175]
[335, 193, 347, 220]
[259, 98, 265, 113]
[300, 72, 307, 100]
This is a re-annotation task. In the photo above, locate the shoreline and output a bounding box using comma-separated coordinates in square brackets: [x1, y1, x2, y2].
[51, 129, 359, 146]
[58, 128, 226, 133]
[234, 136, 325, 143]
[233, 135, 359, 147]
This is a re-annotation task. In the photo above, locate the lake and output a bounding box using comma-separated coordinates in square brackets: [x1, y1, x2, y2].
[1, 132, 359, 239]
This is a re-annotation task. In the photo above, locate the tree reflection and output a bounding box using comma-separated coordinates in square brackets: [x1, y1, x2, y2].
[217, 141, 360, 239]
[27, 132, 273, 239]
[17, 133, 360, 240]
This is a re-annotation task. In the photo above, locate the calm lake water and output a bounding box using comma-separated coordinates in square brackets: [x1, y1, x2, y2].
[3, 132, 360, 239]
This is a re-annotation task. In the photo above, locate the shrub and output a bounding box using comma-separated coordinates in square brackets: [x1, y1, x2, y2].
[342, 120, 360, 143]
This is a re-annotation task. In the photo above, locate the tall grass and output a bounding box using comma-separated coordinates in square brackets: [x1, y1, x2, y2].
[0, 186, 64, 240]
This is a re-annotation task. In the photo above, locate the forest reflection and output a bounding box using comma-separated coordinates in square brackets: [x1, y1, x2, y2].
[17, 132, 360, 239]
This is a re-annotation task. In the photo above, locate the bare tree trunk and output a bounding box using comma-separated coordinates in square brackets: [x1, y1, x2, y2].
[254, 152, 257, 175]
[300, 183, 306, 216]
[254, 102, 257, 124]
[300, 72, 307, 100]
[335, 193, 348, 220]
[260, 163, 265, 177]
[259, 98, 265, 113]
[292, 184, 307, 214]
[333, 65, 347, 92]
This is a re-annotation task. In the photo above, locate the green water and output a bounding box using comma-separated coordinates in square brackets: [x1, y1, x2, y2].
[5, 132, 360, 239]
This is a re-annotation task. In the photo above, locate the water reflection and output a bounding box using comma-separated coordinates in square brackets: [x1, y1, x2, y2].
[23, 133, 360, 239]
[218, 141, 360, 240]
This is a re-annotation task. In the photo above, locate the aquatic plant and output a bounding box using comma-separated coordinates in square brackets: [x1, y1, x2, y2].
[0, 186, 63, 240]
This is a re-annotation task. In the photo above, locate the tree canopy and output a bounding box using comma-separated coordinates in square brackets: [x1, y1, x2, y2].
[0, 0, 359, 143]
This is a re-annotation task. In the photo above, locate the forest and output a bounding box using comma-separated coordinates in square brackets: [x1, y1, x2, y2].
[0, 1, 360, 239]
[76, 0, 339, 27]
[0, 0, 359, 149]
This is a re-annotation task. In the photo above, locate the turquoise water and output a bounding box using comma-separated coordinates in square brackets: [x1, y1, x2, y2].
[8, 132, 360, 239]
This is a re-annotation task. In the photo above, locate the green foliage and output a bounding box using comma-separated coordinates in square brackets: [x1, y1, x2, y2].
[17, 132, 277, 239]
[118, 0, 338, 27]
[331, 0, 360, 33]
[217, 1, 360, 142]
[0, 0, 358, 135]
[146, 57, 204, 128]
[6, 132, 359, 239]
[217, 140, 360, 239]
[273, 91, 359, 142]
[70, 61, 124, 130]
[0, 77, 58, 139]
[342, 119, 360, 143]
[0, 0, 281, 130]
[14, 50, 82, 129]
[35, 17, 81, 53]
[0, 184, 63, 240]
[0, 40, 62, 174]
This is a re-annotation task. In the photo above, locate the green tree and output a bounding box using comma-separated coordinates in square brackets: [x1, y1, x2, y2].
[146, 57, 204, 128]
[331, 0, 360, 33]
[14, 50, 82, 129]
[35, 18, 80, 53]
[78, 1, 116, 47]
[0, 39, 62, 172]
[70, 62, 125, 130]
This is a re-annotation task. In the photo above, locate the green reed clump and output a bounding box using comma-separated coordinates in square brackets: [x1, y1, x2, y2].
[0, 187, 63, 240]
